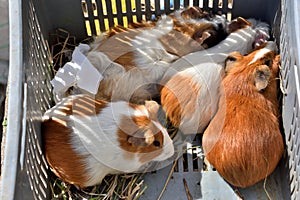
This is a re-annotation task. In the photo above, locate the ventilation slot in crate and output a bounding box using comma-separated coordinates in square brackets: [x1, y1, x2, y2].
[81, 0, 234, 36]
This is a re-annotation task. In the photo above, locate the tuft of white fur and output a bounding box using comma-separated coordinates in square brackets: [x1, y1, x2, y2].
[132, 15, 179, 69]
[87, 51, 125, 78]
[247, 18, 270, 47]
[247, 18, 270, 38]
[86, 51, 169, 103]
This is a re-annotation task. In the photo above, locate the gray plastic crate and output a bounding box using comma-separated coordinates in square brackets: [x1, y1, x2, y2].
[1, 0, 299, 199]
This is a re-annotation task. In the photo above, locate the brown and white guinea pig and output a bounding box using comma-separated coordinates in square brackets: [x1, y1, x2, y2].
[160, 6, 228, 56]
[160, 62, 224, 134]
[159, 17, 269, 134]
[89, 6, 228, 70]
[163, 17, 270, 73]
[86, 15, 177, 104]
[202, 41, 284, 188]
[85, 10, 227, 104]
[42, 94, 174, 187]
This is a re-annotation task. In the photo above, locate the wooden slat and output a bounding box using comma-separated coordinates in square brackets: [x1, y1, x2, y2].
[193, 0, 200, 7]
[95, 0, 107, 32]
[135, 0, 142, 21]
[183, 0, 189, 7]
[105, 0, 115, 28]
[125, 0, 133, 24]
[154, 0, 161, 17]
[213, 0, 219, 12]
[115, 0, 124, 26]
[177, 154, 184, 172]
[202, 0, 209, 10]
[85, 0, 97, 35]
[174, 0, 181, 10]
[145, 0, 152, 21]
[187, 143, 194, 172]
[164, 0, 171, 14]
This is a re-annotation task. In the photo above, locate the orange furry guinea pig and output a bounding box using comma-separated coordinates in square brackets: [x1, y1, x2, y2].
[202, 41, 284, 188]
[42, 94, 174, 187]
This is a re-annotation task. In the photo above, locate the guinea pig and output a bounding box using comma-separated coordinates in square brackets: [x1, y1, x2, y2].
[202, 41, 284, 188]
[159, 17, 265, 133]
[42, 94, 174, 187]
[86, 15, 177, 104]
[91, 6, 229, 67]
[160, 62, 224, 134]
[165, 17, 270, 72]
[161, 7, 228, 56]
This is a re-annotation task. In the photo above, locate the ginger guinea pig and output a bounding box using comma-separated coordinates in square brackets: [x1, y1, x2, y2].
[42, 95, 174, 187]
[202, 41, 284, 188]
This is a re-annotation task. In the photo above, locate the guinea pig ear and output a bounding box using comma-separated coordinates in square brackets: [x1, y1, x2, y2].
[272, 54, 280, 73]
[228, 17, 251, 33]
[254, 65, 271, 91]
[225, 52, 242, 72]
[145, 100, 160, 118]
[181, 6, 207, 19]
[128, 129, 153, 147]
[193, 30, 211, 46]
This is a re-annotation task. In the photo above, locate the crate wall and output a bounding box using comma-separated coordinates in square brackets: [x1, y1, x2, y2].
[280, 0, 300, 199]
[1, 0, 299, 199]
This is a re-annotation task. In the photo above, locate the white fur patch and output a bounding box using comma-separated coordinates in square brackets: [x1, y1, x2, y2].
[132, 15, 178, 69]
[248, 41, 277, 65]
[168, 25, 257, 71]
[70, 101, 144, 172]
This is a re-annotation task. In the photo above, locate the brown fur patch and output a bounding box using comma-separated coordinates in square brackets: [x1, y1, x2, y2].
[203, 47, 284, 188]
[114, 51, 136, 71]
[161, 74, 202, 128]
[128, 102, 146, 112]
[132, 115, 151, 127]
[117, 115, 164, 163]
[95, 29, 142, 68]
[42, 118, 88, 187]
[228, 17, 251, 33]
[160, 18, 224, 56]
[180, 7, 209, 20]
[55, 95, 108, 117]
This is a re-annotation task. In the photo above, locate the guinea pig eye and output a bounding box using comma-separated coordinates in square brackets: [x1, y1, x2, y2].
[264, 59, 271, 67]
[153, 140, 161, 147]
[226, 56, 237, 62]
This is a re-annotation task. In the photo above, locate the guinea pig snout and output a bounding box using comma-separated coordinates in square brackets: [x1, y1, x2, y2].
[152, 122, 175, 161]
[161, 135, 175, 160]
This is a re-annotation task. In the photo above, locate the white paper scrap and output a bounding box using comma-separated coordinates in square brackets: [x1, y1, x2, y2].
[51, 43, 103, 95]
